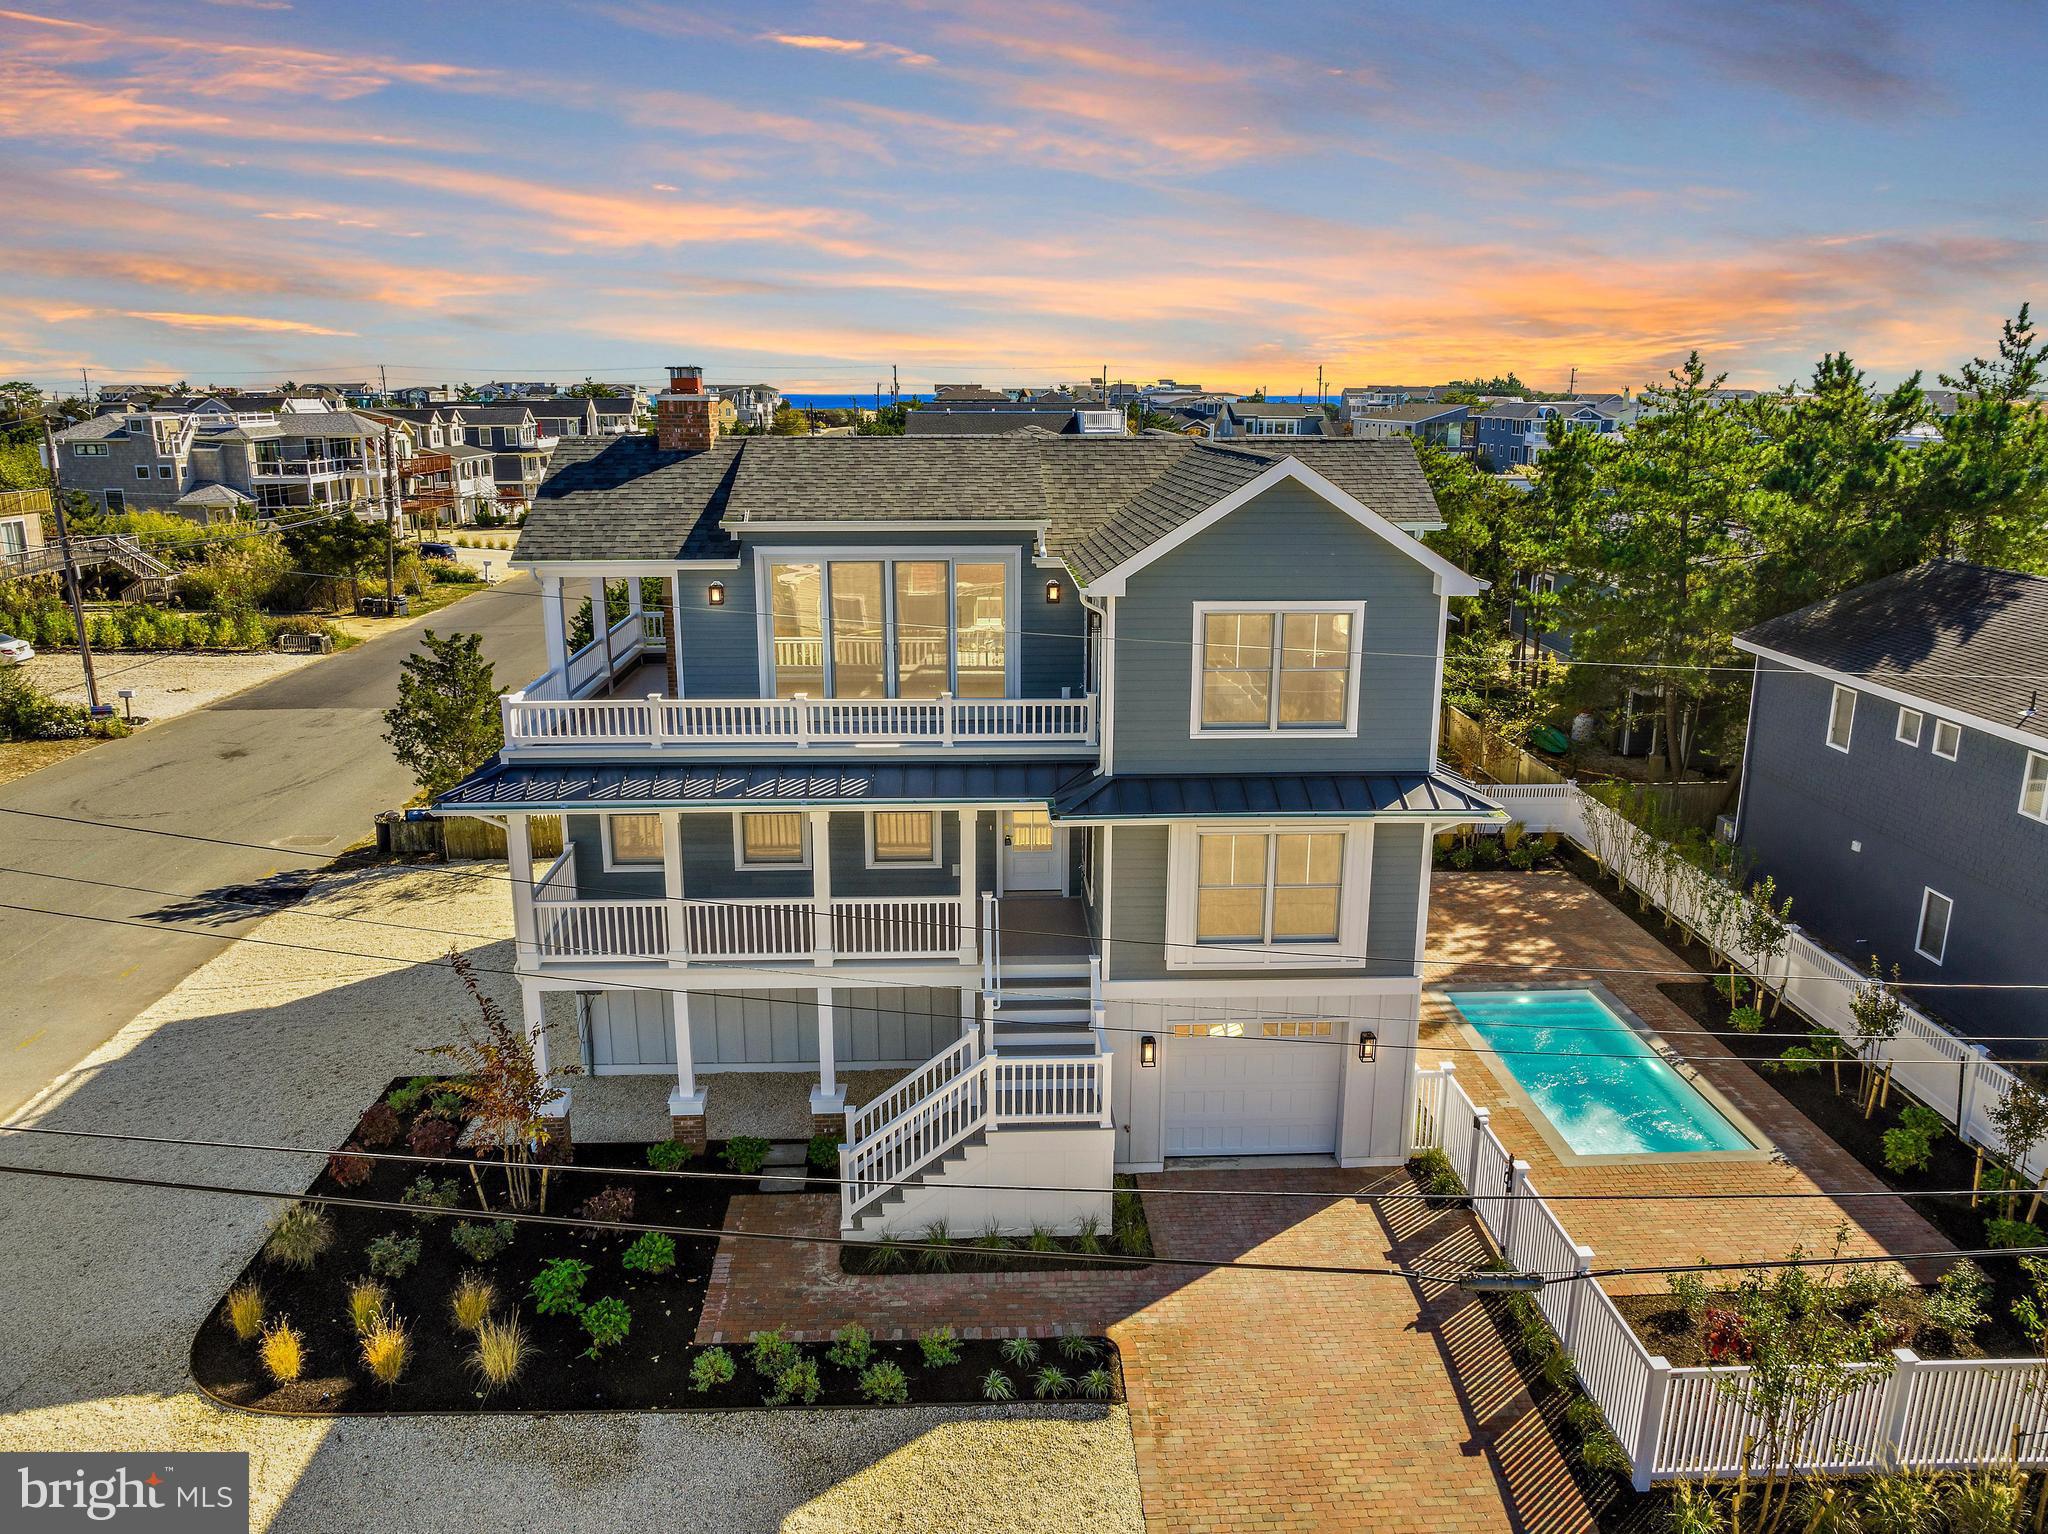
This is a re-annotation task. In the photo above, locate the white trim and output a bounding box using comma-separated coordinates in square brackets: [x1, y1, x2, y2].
[1188, 599, 1366, 739]
[1163, 820, 1373, 970]
[1428, 590, 1449, 763]
[1932, 718, 1962, 761]
[600, 812, 667, 872]
[739, 519, 1047, 534]
[1895, 706, 1923, 747]
[1826, 683, 1856, 753]
[995, 808, 1066, 894]
[1099, 595, 1117, 774]
[1914, 886, 1953, 965]
[1737, 637, 2048, 756]
[2021, 750, 2048, 825]
[731, 810, 813, 870]
[1102, 974, 1421, 999]
[520, 559, 703, 578]
[863, 809, 942, 869]
[1083, 457, 1486, 598]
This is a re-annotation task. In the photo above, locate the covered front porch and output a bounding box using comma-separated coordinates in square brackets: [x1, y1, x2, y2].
[568, 1068, 911, 1144]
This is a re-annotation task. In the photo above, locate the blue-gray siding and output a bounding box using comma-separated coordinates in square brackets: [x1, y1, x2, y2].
[1736, 659, 2048, 1050]
[1109, 480, 1440, 774]
[566, 810, 995, 900]
[688, 986, 960, 1066]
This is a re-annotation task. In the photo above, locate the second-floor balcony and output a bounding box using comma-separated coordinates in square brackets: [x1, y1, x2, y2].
[253, 456, 368, 479]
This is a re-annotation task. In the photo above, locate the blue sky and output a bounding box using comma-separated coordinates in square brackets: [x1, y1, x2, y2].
[0, 0, 2040, 395]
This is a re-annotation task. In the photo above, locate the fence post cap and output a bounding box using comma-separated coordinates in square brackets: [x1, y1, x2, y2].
[1891, 1348, 1920, 1365]
[1472, 1106, 1490, 1124]
[1440, 1060, 1457, 1076]
[1646, 1355, 1672, 1373]
[1970, 1043, 1993, 1058]
[1511, 1158, 1532, 1173]
[1572, 1243, 1595, 1264]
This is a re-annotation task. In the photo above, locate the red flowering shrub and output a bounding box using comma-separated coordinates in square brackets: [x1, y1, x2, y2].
[355, 1102, 401, 1148]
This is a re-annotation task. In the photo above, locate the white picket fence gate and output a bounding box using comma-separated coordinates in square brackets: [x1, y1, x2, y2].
[1483, 782, 2039, 1182]
[1412, 1062, 2048, 1490]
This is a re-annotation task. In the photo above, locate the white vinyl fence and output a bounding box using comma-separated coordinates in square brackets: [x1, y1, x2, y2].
[1411, 1062, 2048, 1490]
[1484, 782, 2036, 1182]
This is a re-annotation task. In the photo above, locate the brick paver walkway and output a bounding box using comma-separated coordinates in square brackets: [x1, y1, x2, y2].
[1426, 870, 1944, 1293]
[701, 1171, 1595, 1533]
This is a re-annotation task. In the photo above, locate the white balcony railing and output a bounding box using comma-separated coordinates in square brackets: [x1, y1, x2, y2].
[502, 690, 1096, 752]
[252, 457, 366, 478]
[526, 893, 973, 964]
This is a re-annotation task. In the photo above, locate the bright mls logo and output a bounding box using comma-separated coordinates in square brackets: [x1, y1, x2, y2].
[5, 1454, 248, 1531]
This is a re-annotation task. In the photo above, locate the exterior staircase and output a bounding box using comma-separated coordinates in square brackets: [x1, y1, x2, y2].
[3, 535, 175, 602]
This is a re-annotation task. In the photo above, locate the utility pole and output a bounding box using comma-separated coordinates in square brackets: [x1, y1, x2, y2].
[1567, 365, 1577, 397]
[380, 430, 397, 610]
[891, 365, 899, 409]
[379, 363, 389, 401]
[1317, 365, 1324, 410]
[41, 414, 101, 714]
[79, 368, 91, 408]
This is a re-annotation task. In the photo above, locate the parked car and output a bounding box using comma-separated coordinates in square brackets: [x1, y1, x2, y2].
[0, 633, 33, 666]
[416, 540, 458, 561]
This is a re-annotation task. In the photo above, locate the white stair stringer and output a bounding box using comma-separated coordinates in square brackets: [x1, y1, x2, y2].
[848, 1121, 1114, 1239]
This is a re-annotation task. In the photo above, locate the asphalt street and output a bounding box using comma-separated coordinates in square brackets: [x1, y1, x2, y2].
[0, 574, 544, 1119]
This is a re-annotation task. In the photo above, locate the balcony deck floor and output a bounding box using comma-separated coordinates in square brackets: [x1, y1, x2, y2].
[997, 894, 1091, 960]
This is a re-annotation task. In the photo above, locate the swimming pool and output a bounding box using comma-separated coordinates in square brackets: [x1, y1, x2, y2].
[1445, 988, 1757, 1158]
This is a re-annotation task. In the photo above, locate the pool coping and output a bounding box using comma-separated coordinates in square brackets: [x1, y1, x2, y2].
[1428, 980, 1779, 1168]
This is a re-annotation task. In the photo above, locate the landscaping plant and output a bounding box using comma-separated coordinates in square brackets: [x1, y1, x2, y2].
[529, 1257, 590, 1317]
[1078, 1367, 1116, 1401]
[450, 1219, 517, 1262]
[765, 1357, 821, 1407]
[689, 1347, 736, 1393]
[577, 1185, 635, 1224]
[365, 1232, 422, 1279]
[918, 1326, 961, 1368]
[1987, 1073, 2048, 1221]
[1056, 1335, 1098, 1363]
[1408, 1146, 1465, 1203]
[326, 1145, 372, 1188]
[263, 1205, 333, 1271]
[1921, 1260, 1988, 1348]
[346, 1278, 390, 1337]
[401, 1174, 463, 1221]
[380, 629, 503, 799]
[258, 1320, 305, 1385]
[1073, 1214, 1103, 1256]
[224, 1283, 266, 1342]
[1880, 1104, 1947, 1176]
[1025, 1224, 1060, 1254]
[825, 1323, 873, 1371]
[423, 950, 579, 1213]
[468, 1317, 527, 1396]
[999, 1337, 1040, 1369]
[720, 1136, 771, 1175]
[857, 1361, 908, 1405]
[579, 1296, 631, 1358]
[915, 1221, 954, 1273]
[621, 1231, 675, 1276]
[645, 1140, 691, 1172]
[1945, 1470, 2023, 1534]
[1031, 1365, 1072, 1399]
[386, 1078, 440, 1116]
[360, 1315, 411, 1387]
[405, 1116, 458, 1159]
[981, 1370, 1015, 1402]
[807, 1133, 843, 1172]
[1848, 957, 1905, 1117]
[1855, 1470, 1944, 1534]
[1739, 877, 1794, 1016]
[449, 1272, 495, 1333]
[748, 1330, 799, 1379]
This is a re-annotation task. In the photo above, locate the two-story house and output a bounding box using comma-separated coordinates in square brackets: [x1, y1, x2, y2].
[452, 405, 548, 510]
[1350, 402, 1472, 452]
[1731, 561, 2048, 1050]
[1471, 400, 1615, 468]
[434, 365, 1498, 1237]
[1209, 400, 1335, 439]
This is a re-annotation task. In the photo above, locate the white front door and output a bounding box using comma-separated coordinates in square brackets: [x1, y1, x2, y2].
[1000, 808, 1061, 892]
[1163, 1022, 1342, 1156]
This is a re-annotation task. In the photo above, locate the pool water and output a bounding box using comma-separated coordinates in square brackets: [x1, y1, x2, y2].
[1446, 988, 1754, 1156]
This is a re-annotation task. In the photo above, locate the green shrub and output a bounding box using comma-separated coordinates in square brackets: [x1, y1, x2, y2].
[721, 1136, 771, 1175]
[386, 1076, 439, 1115]
[365, 1231, 422, 1279]
[1078, 1367, 1116, 1400]
[1881, 1103, 1947, 1176]
[1579, 1431, 1630, 1477]
[1562, 1395, 1604, 1439]
[1408, 1146, 1465, 1200]
[579, 1296, 631, 1356]
[748, 1330, 799, 1379]
[646, 1140, 692, 1171]
[999, 1336, 1040, 1368]
[1032, 1365, 1071, 1399]
[916, 1221, 954, 1273]
[1924, 1259, 1990, 1343]
[1985, 1217, 2043, 1249]
[1773, 1045, 1821, 1074]
[0, 668, 91, 742]
[529, 1257, 590, 1316]
[401, 1174, 463, 1221]
[1947, 1471, 2023, 1534]
[690, 1346, 736, 1392]
[858, 1360, 908, 1404]
[765, 1357, 821, 1406]
[918, 1326, 961, 1368]
[263, 1204, 333, 1270]
[1728, 1005, 1765, 1034]
[621, 1232, 676, 1276]
[807, 1133, 843, 1171]
[1856, 1470, 1944, 1534]
[1056, 1334, 1098, 1363]
[826, 1323, 873, 1370]
[450, 1219, 517, 1262]
[981, 1369, 1014, 1402]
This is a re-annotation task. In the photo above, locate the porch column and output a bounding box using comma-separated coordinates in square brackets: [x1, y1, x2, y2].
[505, 813, 539, 964]
[522, 979, 571, 1153]
[667, 989, 707, 1151]
[663, 573, 680, 698]
[661, 810, 685, 960]
[810, 983, 846, 1125]
[956, 808, 979, 966]
[539, 574, 567, 696]
[809, 810, 834, 959]
[590, 576, 617, 692]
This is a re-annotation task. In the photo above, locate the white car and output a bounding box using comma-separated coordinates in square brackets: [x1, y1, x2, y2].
[0, 633, 32, 666]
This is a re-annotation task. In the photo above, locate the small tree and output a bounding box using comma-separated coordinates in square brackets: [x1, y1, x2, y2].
[423, 950, 579, 1212]
[1847, 957, 1904, 1117]
[382, 629, 502, 800]
[1988, 1075, 2048, 1222]
[1739, 877, 1794, 1015]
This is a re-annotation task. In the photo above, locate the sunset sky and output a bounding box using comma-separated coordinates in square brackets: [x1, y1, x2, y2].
[1, 0, 2041, 396]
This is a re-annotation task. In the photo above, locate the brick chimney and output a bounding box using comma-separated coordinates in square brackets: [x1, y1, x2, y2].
[656, 364, 715, 452]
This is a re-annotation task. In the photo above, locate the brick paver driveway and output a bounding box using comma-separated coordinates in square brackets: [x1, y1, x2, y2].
[703, 1172, 1596, 1533]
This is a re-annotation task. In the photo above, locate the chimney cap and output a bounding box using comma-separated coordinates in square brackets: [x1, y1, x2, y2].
[669, 364, 704, 380]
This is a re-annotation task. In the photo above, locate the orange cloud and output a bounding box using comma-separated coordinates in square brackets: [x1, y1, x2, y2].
[120, 310, 357, 336]
[764, 32, 935, 66]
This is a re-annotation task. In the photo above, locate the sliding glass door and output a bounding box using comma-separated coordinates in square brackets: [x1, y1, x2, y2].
[766, 555, 1011, 699]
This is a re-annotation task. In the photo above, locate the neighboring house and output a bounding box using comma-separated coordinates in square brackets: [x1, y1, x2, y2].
[447, 405, 547, 510]
[1731, 561, 2048, 1050]
[0, 489, 49, 564]
[1471, 401, 1612, 467]
[1350, 402, 1471, 452]
[1210, 400, 1333, 439]
[432, 363, 1497, 1238]
[1340, 386, 1442, 417]
[710, 384, 780, 430]
[904, 407, 1126, 436]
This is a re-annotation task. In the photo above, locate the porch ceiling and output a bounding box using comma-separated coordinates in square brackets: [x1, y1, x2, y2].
[435, 757, 1093, 813]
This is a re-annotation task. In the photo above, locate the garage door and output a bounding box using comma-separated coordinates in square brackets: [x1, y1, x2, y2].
[1162, 1020, 1341, 1156]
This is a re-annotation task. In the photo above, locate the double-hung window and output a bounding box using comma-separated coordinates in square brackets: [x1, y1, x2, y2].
[1170, 825, 1359, 965]
[603, 813, 664, 868]
[2022, 751, 2048, 824]
[1915, 887, 1953, 965]
[1932, 719, 1961, 760]
[735, 812, 808, 868]
[764, 555, 1011, 700]
[1193, 602, 1362, 735]
[1826, 685, 1856, 752]
[1895, 707, 1923, 746]
[867, 811, 939, 867]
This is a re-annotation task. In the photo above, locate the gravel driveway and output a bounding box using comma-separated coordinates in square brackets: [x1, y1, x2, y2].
[22, 649, 321, 724]
[0, 864, 1143, 1533]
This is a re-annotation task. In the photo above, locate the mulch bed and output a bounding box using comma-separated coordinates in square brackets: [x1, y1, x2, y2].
[192, 1078, 1123, 1414]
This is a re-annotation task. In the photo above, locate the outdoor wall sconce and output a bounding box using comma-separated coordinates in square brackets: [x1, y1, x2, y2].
[1358, 1030, 1378, 1063]
[1140, 1035, 1157, 1067]
[1045, 578, 1062, 603]
[707, 580, 726, 606]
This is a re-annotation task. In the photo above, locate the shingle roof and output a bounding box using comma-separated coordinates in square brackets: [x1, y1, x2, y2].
[1737, 561, 2048, 744]
[1356, 401, 1467, 422]
[520, 433, 1442, 579]
[904, 410, 1080, 435]
[53, 414, 133, 442]
[1225, 399, 1324, 419]
[443, 405, 535, 425]
[173, 482, 252, 507]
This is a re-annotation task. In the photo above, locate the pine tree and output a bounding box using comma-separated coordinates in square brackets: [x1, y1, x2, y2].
[381, 629, 502, 800]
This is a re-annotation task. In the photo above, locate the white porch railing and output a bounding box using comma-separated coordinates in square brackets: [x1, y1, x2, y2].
[502, 689, 1096, 752]
[535, 899, 668, 960]
[831, 897, 961, 959]
[1412, 1061, 2048, 1489]
[678, 898, 814, 960]
[525, 893, 968, 964]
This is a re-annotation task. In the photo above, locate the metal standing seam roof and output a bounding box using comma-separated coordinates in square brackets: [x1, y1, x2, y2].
[1051, 771, 1505, 821]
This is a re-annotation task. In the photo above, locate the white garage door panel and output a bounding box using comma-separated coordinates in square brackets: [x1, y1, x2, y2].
[1164, 1037, 1340, 1155]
